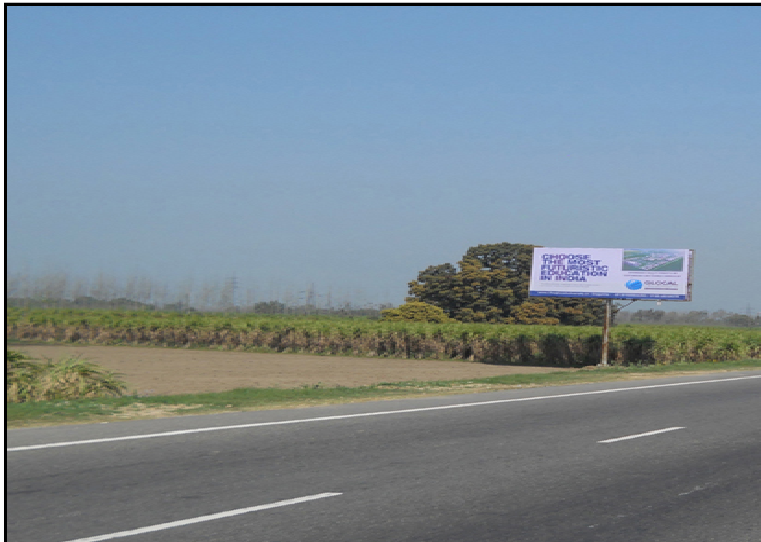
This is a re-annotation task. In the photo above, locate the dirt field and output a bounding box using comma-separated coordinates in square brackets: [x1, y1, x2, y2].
[12, 344, 567, 396]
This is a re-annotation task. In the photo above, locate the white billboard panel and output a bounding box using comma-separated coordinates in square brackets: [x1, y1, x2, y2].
[529, 248, 694, 301]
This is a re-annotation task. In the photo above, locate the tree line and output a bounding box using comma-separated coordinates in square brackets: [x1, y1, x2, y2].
[616, 309, 760, 328]
[5, 271, 390, 317]
[9, 243, 756, 327]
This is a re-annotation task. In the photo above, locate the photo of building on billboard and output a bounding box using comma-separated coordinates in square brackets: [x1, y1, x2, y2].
[622, 249, 685, 272]
[529, 247, 694, 301]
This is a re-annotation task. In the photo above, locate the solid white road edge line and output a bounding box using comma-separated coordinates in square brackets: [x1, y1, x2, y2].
[598, 426, 685, 443]
[8, 374, 760, 452]
[58, 492, 343, 542]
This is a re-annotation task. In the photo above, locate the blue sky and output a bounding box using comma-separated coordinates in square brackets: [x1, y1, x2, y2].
[6, 6, 760, 313]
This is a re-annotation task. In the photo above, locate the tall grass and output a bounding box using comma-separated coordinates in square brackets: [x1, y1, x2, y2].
[6, 307, 760, 366]
[6, 350, 127, 403]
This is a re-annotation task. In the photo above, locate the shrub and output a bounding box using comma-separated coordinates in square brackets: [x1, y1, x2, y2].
[6, 350, 127, 403]
[6, 350, 46, 403]
[381, 301, 454, 323]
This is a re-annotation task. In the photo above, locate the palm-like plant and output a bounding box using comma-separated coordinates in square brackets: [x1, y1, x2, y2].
[34, 357, 127, 400]
[6, 351, 127, 403]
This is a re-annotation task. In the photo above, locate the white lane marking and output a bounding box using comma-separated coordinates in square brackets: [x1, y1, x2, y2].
[598, 426, 685, 443]
[8, 374, 760, 452]
[59, 492, 342, 542]
[678, 482, 716, 496]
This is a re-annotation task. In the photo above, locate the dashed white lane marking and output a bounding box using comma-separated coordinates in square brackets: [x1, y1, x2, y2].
[59, 492, 342, 542]
[678, 483, 716, 496]
[7, 374, 759, 452]
[598, 426, 685, 443]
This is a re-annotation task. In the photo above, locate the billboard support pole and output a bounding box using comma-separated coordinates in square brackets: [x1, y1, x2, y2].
[601, 299, 612, 366]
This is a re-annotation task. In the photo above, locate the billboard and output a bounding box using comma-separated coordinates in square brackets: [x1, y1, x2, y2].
[529, 248, 694, 301]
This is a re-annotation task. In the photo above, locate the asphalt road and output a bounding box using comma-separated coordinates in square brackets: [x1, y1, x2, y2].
[7, 372, 761, 542]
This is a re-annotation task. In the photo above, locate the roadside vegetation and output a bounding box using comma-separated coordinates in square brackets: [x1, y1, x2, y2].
[7, 357, 760, 428]
[7, 307, 760, 366]
[6, 350, 127, 404]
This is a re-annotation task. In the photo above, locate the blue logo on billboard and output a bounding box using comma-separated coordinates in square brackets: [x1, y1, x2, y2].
[626, 279, 643, 290]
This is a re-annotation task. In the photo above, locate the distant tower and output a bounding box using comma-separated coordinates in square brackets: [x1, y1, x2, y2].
[224, 274, 239, 311]
[306, 283, 316, 313]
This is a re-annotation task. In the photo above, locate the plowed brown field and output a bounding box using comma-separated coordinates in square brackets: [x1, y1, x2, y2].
[12, 344, 566, 396]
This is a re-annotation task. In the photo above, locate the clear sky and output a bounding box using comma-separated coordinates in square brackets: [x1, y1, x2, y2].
[6, 6, 760, 313]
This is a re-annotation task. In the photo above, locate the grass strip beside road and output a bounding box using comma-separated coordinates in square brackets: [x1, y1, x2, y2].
[7, 359, 761, 428]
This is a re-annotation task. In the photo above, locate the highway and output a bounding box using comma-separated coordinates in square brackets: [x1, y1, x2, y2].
[7, 372, 761, 542]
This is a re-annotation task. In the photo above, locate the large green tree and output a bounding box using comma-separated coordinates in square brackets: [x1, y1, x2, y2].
[408, 242, 606, 326]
